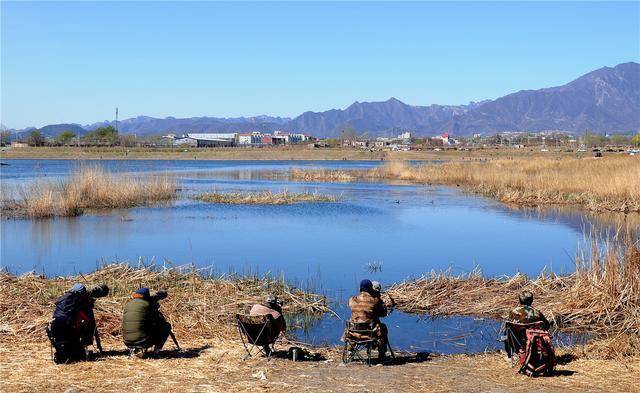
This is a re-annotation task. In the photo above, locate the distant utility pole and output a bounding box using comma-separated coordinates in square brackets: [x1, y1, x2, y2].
[115, 107, 119, 134]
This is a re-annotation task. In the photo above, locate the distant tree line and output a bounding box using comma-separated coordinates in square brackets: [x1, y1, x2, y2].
[4, 126, 139, 147]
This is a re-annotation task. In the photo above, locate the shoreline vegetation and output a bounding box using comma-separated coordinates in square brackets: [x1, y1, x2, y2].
[0, 145, 604, 162]
[388, 234, 640, 359]
[0, 263, 330, 342]
[195, 191, 340, 205]
[0, 166, 176, 218]
[291, 156, 640, 212]
[1, 253, 639, 392]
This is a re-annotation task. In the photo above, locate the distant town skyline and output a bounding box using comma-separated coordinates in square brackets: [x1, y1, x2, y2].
[2, 1, 639, 129]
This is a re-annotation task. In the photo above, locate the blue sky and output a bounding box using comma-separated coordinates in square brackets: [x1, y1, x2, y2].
[1, 1, 639, 128]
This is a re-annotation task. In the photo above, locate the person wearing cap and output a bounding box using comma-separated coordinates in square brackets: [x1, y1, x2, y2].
[348, 279, 389, 360]
[371, 281, 396, 311]
[508, 290, 550, 330]
[122, 287, 172, 355]
[250, 294, 286, 334]
[249, 294, 286, 355]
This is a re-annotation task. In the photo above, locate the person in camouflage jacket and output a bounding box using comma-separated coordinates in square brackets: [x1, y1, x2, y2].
[347, 279, 389, 359]
[508, 291, 550, 330]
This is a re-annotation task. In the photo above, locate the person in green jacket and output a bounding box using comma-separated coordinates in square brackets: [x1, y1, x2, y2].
[122, 287, 172, 355]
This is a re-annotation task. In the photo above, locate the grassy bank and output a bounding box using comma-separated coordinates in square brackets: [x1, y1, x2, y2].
[0, 145, 580, 161]
[195, 191, 339, 205]
[0, 166, 176, 218]
[388, 235, 640, 359]
[292, 156, 640, 212]
[0, 263, 330, 343]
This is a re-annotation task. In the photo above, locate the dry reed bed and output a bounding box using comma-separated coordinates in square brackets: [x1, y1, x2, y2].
[0, 263, 330, 343]
[195, 191, 339, 205]
[388, 238, 640, 358]
[291, 156, 640, 212]
[0, 166, 177, 218]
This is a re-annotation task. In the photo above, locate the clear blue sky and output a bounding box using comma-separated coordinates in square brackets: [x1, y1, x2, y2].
[1, 1, 639, 128]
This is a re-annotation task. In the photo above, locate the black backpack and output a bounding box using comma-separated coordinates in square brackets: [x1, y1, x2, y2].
[46, 291, 87, 363]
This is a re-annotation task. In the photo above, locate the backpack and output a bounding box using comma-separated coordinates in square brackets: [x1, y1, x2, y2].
[519, 329, 556, 377]
[47, 291, 90, 363]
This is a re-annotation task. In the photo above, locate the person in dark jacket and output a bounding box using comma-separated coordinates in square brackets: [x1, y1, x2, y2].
[122, 288, 172, 356]
[47, 283, 109, 364]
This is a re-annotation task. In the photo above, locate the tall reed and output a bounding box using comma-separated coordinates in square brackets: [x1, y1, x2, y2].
[0, 263, 330, 342]
[291, 156, 640, 212]
[387, 232, 640, 358]
[1, 166, 177, 218]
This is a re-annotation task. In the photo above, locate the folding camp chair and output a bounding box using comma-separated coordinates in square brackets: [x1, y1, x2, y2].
[236, 314, 279, 360]
[503, 321, 545, 360]
[342, 321, 394, 366]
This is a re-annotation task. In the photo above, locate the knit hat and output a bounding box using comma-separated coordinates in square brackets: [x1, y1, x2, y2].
[359, 279, 373, 292]
[134, 287, 150, 299]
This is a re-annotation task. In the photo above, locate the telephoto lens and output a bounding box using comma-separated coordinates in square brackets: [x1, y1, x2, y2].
[90, 284, 109, 298]
[152, 290, 168, 301]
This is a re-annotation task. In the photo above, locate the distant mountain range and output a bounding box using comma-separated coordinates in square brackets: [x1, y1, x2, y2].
[7, 62, 639, 138]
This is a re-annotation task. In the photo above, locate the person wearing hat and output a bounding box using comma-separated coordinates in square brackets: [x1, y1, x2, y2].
[371, 281, 396, 311]
[47, 283, 109, 363]
[249, 294, 286, 355]
[250, 294, 286, 334]
[122, 287, 172, 356]
[348, 279, 389, 360]
[508, 290, 550, 330]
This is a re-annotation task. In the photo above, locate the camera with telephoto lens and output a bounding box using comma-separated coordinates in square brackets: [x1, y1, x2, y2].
[151, 290, 168, 302]
[89, 284, 109, 298]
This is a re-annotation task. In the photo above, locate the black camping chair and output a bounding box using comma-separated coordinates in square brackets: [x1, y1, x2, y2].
[502, 321, 546, 359]
[342, 321, 394, 366]
[236, 314, 279, 360]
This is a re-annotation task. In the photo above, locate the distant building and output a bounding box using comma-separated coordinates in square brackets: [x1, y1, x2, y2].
[260, 134, 273, 145]
[435, 133, 458, 145]
[397, 131, 411, 140]
[186, 133, 237, 147]
[173, 137, 197, 147]
[9, 141, 28, 148]
[237, 133, 253, 145]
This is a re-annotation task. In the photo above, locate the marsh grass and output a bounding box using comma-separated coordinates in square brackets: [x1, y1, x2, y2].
[1, 166, 177, 218]
[195, 190, 339, 205]
[387, 233, 640, 358]
[0, 263, 331, 343]
[291, 157, 640, 212]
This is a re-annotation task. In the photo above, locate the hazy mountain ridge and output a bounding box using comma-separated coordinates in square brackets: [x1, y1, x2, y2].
[7, 62, 639, 137]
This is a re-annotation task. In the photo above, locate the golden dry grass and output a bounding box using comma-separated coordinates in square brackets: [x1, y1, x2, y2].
[195, 191, 339, 205]
[1, 166, 177, 218]
[388, 235, 640, 358]
[291, 156, 640, 212]
[1, 340, 638, 392]
[0, 263, 330, 343]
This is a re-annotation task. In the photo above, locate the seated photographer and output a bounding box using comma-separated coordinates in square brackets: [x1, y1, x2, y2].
[348, 279, 389, 360]
[122, 288, 172, 356]
[249, 294, 286, 334]
[47, 283, 109, 364]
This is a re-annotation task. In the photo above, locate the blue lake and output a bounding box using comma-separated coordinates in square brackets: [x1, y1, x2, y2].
[0, 159, 628, 353]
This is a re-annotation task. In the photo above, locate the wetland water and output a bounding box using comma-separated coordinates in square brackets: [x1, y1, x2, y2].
[1, 159, 629, 353]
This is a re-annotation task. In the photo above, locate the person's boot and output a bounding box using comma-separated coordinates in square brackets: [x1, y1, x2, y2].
[378, 348, 387, 362]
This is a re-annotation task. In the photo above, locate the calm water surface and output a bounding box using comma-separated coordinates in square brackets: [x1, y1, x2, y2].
[0, 159, 625, 353]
